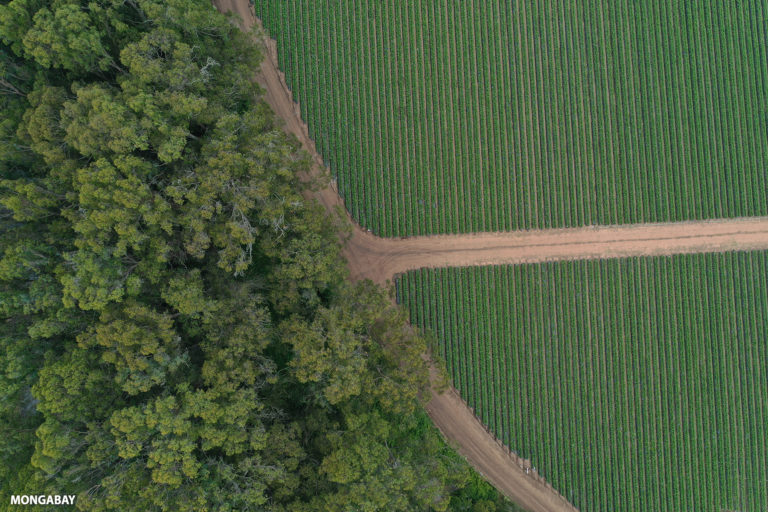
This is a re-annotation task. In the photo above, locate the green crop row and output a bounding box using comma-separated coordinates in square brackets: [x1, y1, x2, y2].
[398, 252, 768, 512]
[255, 0, 768, 237]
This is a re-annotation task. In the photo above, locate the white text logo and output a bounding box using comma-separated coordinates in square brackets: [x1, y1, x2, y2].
[10, 495, 76, 506]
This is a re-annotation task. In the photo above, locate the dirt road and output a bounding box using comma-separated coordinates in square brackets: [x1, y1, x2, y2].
[212, 2, 768, 510]
[346, 217, 768, 284]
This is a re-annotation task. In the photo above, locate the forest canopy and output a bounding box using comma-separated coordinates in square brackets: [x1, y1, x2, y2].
[0, 0, 513, 510]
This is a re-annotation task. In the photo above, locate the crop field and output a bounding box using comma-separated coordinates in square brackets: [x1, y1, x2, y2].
[397, 252, 768, 511]
[254, 1, 768, 236]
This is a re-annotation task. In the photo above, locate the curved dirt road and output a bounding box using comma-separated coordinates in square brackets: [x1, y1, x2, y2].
[213, 2, 768, 510]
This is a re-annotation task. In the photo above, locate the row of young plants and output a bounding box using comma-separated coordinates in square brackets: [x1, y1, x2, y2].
[397, 252, 768, 512]
[256, 0, 767, 236]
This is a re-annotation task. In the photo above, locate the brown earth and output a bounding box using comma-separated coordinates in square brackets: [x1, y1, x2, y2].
[346, 217, 768, 285]
[212, 2, 768, 510]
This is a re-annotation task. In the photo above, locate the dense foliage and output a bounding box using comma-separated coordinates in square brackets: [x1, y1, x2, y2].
[0, 1, 512, 510]
[399, 254, 768, 511]
[256, 0, 768, 236]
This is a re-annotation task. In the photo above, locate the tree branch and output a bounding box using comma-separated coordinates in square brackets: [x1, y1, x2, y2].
[0, 77, 25, 96]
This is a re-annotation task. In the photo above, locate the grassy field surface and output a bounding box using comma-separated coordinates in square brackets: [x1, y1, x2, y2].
[255, 1, 768, 236]
[398, 252, 768, 511]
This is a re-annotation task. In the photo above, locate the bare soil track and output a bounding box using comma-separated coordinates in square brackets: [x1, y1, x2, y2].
[213, 2, 768, 510]
[347, 218, 768, 285]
